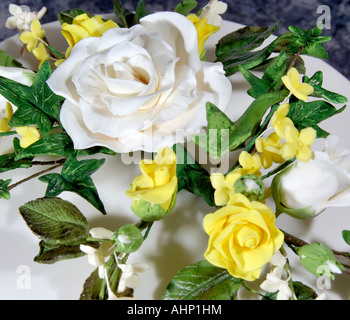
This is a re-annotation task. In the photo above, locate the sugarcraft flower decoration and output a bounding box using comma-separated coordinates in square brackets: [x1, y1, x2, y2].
[15, 126, 40, 148]
[255, 133, 285, 169]
[282, 67, 314, 102]
[5, 4, 46, 32]
[0, 103, 13, 133]
[203, 193, 284, 281]
[32, 42, 50, 68]
[199, 0, 228, 26]
[270, 103, 294, 139]
[19, 19, 45, 52]
[117, 263, 149, 293]
[281, 125, 316, 162]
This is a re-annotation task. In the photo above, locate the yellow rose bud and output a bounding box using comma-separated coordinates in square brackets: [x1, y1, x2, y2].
[126, 147, 177, 221]
[203, 193, 284, 281]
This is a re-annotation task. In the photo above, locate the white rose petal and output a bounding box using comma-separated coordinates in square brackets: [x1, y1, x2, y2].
[47, 12, 232, 153]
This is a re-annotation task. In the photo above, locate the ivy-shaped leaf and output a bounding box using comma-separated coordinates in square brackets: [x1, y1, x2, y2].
[39, 157, 107, 215]
[287, 99, 346, 138]
[274, 24, 331, 60]
[0, 179, 12, 200]
[0, 138, 33, 173]
[163, 260, 243, 300]
[303, 71, 348, 104]
[15, 131, 75, 160]
[19, 197, 90, 246]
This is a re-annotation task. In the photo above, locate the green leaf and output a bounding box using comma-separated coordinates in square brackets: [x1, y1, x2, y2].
[297, 242, 345, 280]
[303, 71, 348, 104]
[19, 197, 90, 246]
[174, 0, 198, 16]
[173, 144, 215, 207]
[287, 99, 346, 138]
[194, 91, 288, 158]
[34, 240, 92, 264]
[21, 61, 64, 121]
[342, 230, 350, 247]
[133, 0, 152, 24]
[113, 0, 134, 28]
[0, 138, 33, 173]
[239, 51, 288, 98]
[58, 9, 92, 24]
[39, 157, 107, 215]
[163, 260, 243, 300]
[0, 50, 23, 68]
[15, 132, 75, 160]
[0, 179, 12, 200]
[274, 25, 331, 60]
[215, 23, 278, 76]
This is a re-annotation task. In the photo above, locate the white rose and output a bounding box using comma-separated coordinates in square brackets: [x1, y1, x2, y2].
[277, 135, 350, 217]
[47, 12, 232, 153]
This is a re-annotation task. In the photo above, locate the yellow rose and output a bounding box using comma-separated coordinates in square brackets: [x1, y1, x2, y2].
[203, 193, 284, 281]
[125, 147, 177, 221]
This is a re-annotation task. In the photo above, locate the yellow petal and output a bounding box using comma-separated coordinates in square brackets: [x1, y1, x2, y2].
[299, 127, 316, 145]
[210, 173, 225, 189]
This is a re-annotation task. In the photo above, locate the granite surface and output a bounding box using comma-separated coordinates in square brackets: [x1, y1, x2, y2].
[0, 0, 349, 80]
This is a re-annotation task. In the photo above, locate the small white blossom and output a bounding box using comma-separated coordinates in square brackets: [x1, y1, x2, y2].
[117, 263, 149, 293]
[5, 4, 46, 31]
[80, 242, 114, 279]
[260, 266, 293, 300]
[199, 0, 228, 26]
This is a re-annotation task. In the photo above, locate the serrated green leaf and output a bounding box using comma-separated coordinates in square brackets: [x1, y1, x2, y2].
[34, 240, 92, 264]
[15, 132, 75, 160]
[58, 9, 92, 24]
[163, 260, 243, 300]
[174, 0, 198, 16]
[0, 50, 23, 68]
[173, 143, 215, 207]
[0, 179, 12, 200]
[19, 197, 90, 246]
[288, 99, 346, 138]
[39, 157, 107, 215]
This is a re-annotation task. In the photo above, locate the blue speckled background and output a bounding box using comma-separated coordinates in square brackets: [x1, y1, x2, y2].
[0, 0, 349, 79]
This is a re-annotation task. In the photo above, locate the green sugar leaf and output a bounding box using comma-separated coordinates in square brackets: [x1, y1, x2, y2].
[0, 50, 23, 68]
[0, 179, 12, 200]
[19, 197, 90, 246]
[58, 9, 92, 24]
[163, 260, 243, 300]
[40, 157, 107, 215]
[174, 0, 198, 16]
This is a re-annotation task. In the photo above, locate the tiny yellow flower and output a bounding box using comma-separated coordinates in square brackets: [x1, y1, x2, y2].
[255, 132, 285, 169]
[238, 151, 262, 176]
[60, 14, 118, 62]
[19, 19, 45, 52]
[270, 103, 294, 139]
[0, 103, 13, 133]
[210, 151, 262, 206]
[16, 126, 40, 148]
[282, 67, 314, 102]
[281, 124, 316, 162]
[203, 193, 284, 281]
[32, 42, 50, 68]
[126, 147, 177, 213]
[187, 14, 220, 56]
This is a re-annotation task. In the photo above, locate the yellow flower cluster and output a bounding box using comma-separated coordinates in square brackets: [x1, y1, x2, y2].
[56, 14, 118, 66]
[211, 151, 261, 206]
